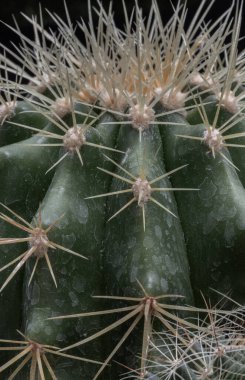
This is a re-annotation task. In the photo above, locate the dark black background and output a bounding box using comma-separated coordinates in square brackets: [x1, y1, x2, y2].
[0, 0, 244, 58]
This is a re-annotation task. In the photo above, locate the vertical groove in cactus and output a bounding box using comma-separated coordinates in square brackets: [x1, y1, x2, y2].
[0, 0, 245, 379]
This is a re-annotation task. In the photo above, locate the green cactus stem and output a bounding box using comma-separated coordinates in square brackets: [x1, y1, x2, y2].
[0, 1, 245, 379]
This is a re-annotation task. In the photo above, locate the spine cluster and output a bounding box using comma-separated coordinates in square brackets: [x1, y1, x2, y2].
[0, 1, 244, 379]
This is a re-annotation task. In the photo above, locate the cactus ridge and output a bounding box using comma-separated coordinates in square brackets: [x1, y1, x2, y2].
[0, 204, 87, 292]
[0, 0, 245, 379]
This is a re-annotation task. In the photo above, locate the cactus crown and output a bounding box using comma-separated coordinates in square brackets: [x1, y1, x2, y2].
[0, 0, 245, 379]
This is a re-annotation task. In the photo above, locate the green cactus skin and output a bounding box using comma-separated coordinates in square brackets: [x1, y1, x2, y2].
[22, 114, 119, 379]
[0, 124, 58, 343]
[0, 1, 245, 379]
[104, 124, 193, 300]
[102, 124, 194, 377]
[159, 113, 245, 305]
[0, 101, 49, 147]
[186, 94, 245, 186]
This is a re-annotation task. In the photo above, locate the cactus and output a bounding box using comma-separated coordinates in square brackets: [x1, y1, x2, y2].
[0, 0, 245, 379]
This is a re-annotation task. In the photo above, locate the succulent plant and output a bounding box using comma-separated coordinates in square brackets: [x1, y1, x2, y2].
[0, 0, 244, 379]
